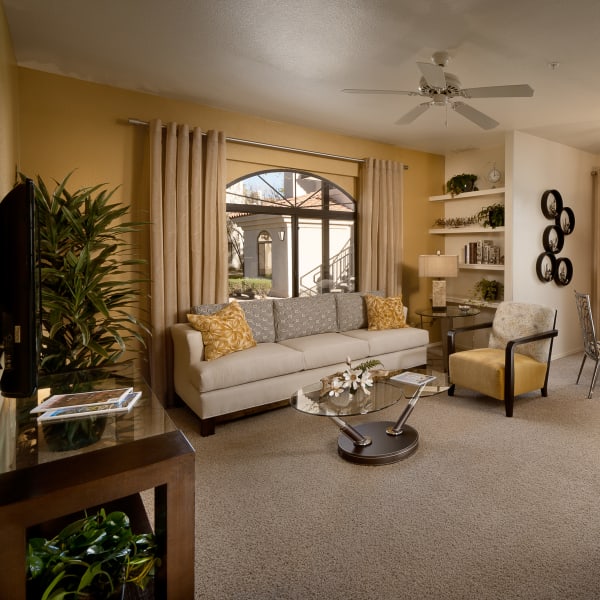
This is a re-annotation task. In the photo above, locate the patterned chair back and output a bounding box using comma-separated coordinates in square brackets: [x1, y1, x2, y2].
[574, 291, 600, 360]
[488, 301, 557, 363]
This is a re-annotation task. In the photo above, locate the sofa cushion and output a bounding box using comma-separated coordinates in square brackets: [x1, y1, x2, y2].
[335, 290, 384, 331]
[191, 343, 305, 392]
[364, 295, 408, 330]
[340, 327, 429, 357]
[279, 332, 370, 370]
[273, 294, 338, 341]
[187, 301, 256, 360]
[191, 299, 276, 343]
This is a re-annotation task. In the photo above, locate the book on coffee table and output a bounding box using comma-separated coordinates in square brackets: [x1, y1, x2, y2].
[390, 371, 436, 387]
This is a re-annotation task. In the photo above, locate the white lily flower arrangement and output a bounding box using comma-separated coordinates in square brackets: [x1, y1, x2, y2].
[328, 357, 382, 397]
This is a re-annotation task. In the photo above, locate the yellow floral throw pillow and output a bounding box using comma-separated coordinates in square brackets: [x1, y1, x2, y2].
[364, 294, 408, 331]
[187, 301, 256, 360]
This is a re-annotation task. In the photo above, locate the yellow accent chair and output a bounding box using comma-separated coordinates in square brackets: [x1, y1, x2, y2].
[574, 291, 600, 398]
[447, 302, 558, 417]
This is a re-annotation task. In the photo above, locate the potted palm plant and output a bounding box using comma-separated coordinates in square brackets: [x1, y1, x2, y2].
[21, 173, 150, 450]
[21, 172, 149, 374]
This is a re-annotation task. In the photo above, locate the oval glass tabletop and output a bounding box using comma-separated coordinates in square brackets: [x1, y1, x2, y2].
[290, 379, 409, 418]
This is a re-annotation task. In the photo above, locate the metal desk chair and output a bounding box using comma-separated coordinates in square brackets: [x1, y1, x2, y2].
[574, 291, 600, 398]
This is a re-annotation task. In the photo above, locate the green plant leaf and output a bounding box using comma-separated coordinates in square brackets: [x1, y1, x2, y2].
[20, 173, 150, 374]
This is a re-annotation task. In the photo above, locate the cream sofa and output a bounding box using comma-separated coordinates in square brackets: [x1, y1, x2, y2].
[171, 292, 429, 435]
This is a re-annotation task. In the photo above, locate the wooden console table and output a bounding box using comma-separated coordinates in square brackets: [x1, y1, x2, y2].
[0, 364, 195, 599]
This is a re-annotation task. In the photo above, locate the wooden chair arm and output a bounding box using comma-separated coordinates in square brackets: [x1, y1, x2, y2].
[504, 328, 559, 416]
[447, 321, 494, 355]
[505, 329, 558, 353]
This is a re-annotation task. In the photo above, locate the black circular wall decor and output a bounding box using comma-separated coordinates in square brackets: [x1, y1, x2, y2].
[556, 206, 575, 235]
[541, 189, 563, 218]
[553, 257, 573, 286]
[536, 252, 557, 283]
[542, 225, 564, 253]
[538, 189, 573, 286]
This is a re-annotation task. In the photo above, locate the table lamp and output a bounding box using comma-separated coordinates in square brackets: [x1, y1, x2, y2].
[418, 252, 459, 313]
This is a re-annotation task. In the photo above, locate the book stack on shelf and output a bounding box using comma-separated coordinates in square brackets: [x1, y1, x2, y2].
[463, 240, 502, 265]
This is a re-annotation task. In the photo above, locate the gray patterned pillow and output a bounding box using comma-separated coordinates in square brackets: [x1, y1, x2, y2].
[191, 299, 275, 343]
[335, 291, 384, 331]
[274, 295, 338, 341]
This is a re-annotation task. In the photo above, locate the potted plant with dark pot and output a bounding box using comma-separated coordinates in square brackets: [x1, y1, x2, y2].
[446, 173, 478, 196]
[26, 508, 159, 599]
[477, 202, 505, 228]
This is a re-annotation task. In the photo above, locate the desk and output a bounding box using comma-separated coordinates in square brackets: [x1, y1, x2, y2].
[0, 364, 195, 599]
[416, 306, 480, 371]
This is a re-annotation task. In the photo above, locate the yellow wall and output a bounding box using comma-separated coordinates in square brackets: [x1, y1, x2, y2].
[0, 5, 19, 196]
[16, 67, 444, 322]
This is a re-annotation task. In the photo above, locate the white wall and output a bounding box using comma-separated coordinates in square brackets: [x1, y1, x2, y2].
[508, 130, 597, 358]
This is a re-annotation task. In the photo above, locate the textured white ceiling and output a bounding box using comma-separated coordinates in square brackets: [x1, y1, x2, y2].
[4, 0, 600, 156]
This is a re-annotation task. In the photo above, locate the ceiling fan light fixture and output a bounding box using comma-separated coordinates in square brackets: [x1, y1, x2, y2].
[345, 50, 533, 130]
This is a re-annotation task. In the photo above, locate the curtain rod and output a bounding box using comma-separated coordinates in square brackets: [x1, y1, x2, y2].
[127, 118, 408, 169]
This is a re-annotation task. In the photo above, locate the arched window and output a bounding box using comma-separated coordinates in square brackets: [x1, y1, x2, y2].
[226, 169, 356, 298]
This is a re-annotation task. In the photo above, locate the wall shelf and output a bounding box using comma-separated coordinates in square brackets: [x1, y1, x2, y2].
[429, 226, 505, 235]
[459, 263, 504, 271]
[429, 187, 506, 202]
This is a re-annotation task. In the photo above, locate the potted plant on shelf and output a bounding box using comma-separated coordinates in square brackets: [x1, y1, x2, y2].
[26, 508, 159, 599]
[477, 202, 505, 228]
[472, 278, 504, 302]
[446, 173, 478, 196]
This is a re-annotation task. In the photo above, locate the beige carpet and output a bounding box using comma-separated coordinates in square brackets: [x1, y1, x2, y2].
[168, 352, 600, 600]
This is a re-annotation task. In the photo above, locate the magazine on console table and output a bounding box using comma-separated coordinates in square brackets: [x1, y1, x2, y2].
[32, 387, 142, 421]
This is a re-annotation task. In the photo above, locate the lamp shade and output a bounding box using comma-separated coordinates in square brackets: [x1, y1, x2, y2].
[418, 254, 459, 278]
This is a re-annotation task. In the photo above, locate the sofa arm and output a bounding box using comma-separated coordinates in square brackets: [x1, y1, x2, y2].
[171, 323, 205, 398]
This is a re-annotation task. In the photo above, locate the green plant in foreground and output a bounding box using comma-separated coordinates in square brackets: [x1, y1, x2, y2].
[21, 173, 150, 374]
[26, 509, 159, 599]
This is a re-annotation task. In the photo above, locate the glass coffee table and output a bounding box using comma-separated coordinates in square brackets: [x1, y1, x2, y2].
[291, 371, 438, 465]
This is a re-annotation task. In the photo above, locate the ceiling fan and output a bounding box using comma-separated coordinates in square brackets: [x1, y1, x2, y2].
[342, 51, 534, 130]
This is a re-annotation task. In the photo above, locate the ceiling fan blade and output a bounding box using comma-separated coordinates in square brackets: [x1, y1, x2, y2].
[416, 61, 447, 89]
[452, 102, 499, 130]
[342, 88, 418, 96]
[462, 84, 534, 98]
[395, 103, 431, 125]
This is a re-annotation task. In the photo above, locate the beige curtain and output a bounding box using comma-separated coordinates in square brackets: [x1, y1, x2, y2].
[358, 158, 404, 295]
[149, 120, 228, 404]
[592, 170, 600, 320]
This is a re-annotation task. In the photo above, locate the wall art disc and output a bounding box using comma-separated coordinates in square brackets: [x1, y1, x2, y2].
[553, 257, 573, 286]
[536, 252, 557, 283]
[542, 225, 564, 253]
[555, 206, 575, 235]
[541, 189, 563, 219]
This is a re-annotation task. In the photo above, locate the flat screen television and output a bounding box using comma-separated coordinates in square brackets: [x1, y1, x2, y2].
[0, 178, 39, 398]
